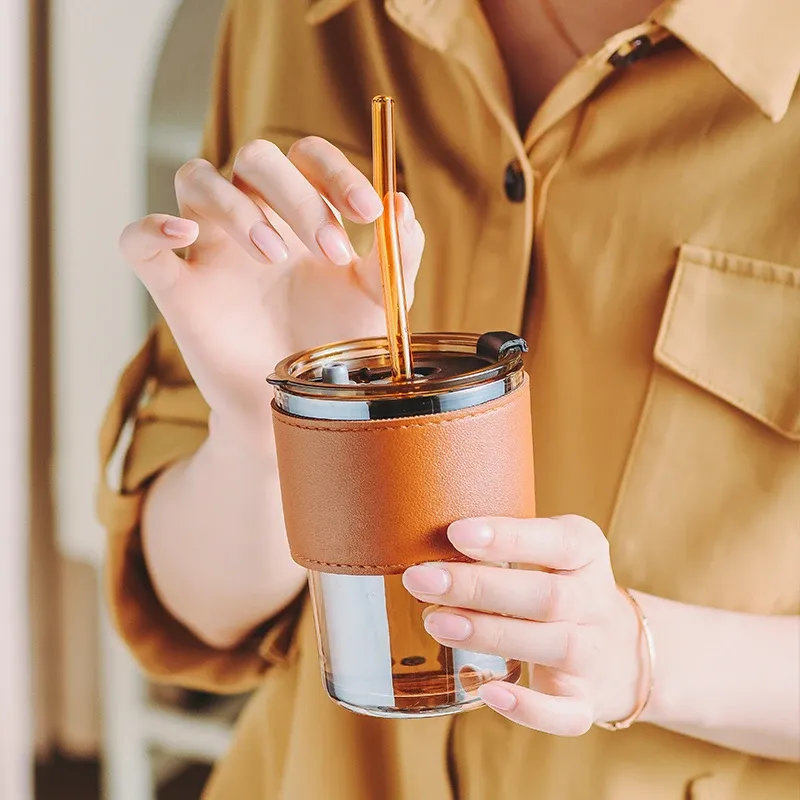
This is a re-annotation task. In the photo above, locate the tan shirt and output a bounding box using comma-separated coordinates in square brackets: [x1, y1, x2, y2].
[98, 0, 800, 797]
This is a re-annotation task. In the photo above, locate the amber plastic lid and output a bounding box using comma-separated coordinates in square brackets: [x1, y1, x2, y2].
[267, 332, 527, 420]
[269, 332, 526, 397]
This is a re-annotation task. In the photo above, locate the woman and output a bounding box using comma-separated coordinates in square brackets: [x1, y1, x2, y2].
[100, 0, 800, 797]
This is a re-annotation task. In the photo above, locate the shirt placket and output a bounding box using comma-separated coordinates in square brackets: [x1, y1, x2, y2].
[524, 22, 669, 270]
[384, 0, 531, 333]
[396, 3, 669, 334]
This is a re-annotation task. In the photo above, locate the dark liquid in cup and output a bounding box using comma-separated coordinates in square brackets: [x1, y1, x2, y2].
[313, 573, 522, 718]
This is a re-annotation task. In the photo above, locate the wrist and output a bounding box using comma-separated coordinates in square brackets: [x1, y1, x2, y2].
[207, 406, 278, 465]
[596, 586, 655, 730]
[628, 591, 693, 729]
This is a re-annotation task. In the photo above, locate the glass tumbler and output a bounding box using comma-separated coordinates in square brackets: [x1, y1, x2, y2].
[268, 332, 534, 718]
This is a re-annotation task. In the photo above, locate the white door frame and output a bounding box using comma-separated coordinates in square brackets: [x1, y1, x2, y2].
[50, 2, 235, 798]
[50, 0, 184, 567]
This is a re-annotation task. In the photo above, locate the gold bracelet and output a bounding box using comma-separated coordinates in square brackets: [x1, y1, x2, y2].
[595, 586, 655, 731]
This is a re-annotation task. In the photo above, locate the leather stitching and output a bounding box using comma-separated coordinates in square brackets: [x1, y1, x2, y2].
[297, 556, 465, 570]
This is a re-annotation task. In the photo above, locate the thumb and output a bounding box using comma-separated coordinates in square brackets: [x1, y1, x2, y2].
[354, 193, 425, 307]
[118, 214, 199, 304]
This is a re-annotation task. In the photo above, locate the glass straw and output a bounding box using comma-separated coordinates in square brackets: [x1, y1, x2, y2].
[372, 95, 414, 382]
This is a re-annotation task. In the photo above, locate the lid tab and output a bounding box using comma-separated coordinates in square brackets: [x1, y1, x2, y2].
[476, 331, 528, 362]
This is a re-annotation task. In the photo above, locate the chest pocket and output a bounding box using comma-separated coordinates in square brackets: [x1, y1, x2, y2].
[609, 245, 800, 612]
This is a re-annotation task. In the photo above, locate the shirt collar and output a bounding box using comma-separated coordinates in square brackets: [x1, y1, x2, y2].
[652, 0, 800, 121]
[306, 0, 800, 122]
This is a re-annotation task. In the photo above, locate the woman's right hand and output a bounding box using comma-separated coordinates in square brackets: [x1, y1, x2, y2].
[119, 136, 425, 435]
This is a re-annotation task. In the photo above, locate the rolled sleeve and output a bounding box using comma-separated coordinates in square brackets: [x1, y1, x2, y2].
[98, 319, 303, 694]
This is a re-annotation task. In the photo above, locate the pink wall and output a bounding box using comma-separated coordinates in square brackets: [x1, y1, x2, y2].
[0, 0, 33, 796]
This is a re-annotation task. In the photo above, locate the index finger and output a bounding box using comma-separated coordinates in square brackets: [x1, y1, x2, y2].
[232, 139, 355, 266]
[287, 136, 383, 223]
[446, 515, 609, 571]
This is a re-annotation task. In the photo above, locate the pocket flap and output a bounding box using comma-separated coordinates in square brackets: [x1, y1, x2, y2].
[654, 244, 800, 440]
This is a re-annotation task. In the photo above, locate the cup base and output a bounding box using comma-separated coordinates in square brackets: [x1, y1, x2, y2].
[323, 659, 522, 719]
[329, 693, 487, 719]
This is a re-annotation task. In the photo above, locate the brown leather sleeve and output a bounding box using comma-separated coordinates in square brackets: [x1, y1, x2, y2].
[272, 377, 535, 575]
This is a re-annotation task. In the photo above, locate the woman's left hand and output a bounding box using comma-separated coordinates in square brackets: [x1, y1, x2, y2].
[402, 515, 642, 735]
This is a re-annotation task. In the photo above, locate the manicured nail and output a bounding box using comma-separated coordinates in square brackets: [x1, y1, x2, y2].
[162, 218, 198, 238]
[402, 564, 451, 595]
[346, 186, 383, 220]
[448, 520, 494, 552]
[317, 223, 354, 265]
[423, 611, 472, 641]
[478, 683, 517, 712]
[250, 222, 289, 263]
[398, 193, 415, 231]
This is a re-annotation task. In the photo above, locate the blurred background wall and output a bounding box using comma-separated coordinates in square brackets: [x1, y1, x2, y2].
[4, 1, 236, 798]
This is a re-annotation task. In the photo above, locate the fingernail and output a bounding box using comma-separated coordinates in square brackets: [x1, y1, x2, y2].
[448, 520, 494, 552]
[346, 186, 383, 220]
[398, 193, 415, 231]
[162, 218, 198, 238]
[478, 683, 517, 712]
[317, 223, 354, 266]
[423, 611, 472, 641]
[402, 565, 451, 595]
[250, 222, 289, 263]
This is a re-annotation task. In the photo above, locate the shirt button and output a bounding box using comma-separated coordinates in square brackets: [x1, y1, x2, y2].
[608, 35, 653, 68]
[504, 160, 526, 203]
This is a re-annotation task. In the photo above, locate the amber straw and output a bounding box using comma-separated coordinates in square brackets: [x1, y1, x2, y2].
[372, 95, 414, 382]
